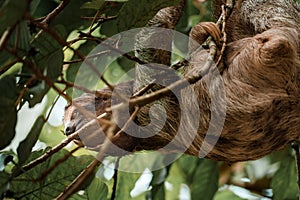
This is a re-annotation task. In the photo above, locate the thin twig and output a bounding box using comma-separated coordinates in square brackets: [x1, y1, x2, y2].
[113, 106, 141, 138]
[87, 2, 108, 34]
[56, 159, 101, 200]
[45, 92, 65, 122]
[0, 25, 16, 51]
[56, 123, 117, 200]
[34, 145, 82, 182]
[132, 80, 156, 97]
[29, 18, 115, 92]
[33, 0, 70, 40]
[13, 113, 108, 178]
[108, 40, 217, 112]
[0, 59, 19, 75]
[63, 50, 110, 64]
[56, 78, 107, 96]
[77, 32, 173, 72]
[14, 76, 36, 107]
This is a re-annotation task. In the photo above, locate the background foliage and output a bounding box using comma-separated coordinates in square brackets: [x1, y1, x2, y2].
[0, 0, 300, 199]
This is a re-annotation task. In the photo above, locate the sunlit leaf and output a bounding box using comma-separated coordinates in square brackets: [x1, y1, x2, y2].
[86, 178, 108, 200]
[115, 171, 141, 200]
[271, 152, 298, 200]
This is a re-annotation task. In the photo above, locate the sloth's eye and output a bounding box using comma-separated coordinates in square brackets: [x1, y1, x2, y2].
[71, 110, 79, 120]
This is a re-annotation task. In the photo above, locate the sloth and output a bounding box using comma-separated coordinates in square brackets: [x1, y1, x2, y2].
[64, 0, 300, 162]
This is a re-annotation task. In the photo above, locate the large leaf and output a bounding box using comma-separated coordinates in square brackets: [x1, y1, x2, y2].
[189, 159, 218, 200]
[149, 154, 177, 200]
[0, 20, 31, 72]
[30, 0, 58, 18]
[9, 149, 95, 199]
[10, 20, 31, 53]
[50, 0, 95, 33]
[116, 0, 181, 32]
[17, 116, 45, 165]
[0, 171, 10, 195]
[0, 0, 27, 35]
[86, 177, 108, 200]
[176, 155, 219, 200]
[81, 0, 105, 10]
[113, 156, 146, 200]
[115, 171, 141, 200]
[271, 152, 298, 200]
[21, 25, 65, 107]
[149, 168, 166, 200]
[0, 76, 17, 150]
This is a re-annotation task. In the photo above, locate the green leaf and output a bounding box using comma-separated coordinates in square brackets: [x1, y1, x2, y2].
[11, 20, 31, 53]
[0, 0, 28, 35]
[86, 178, 108, 200]
[24, 81, 50, 108]
[0, 51, 14, 72]
[105, 0, 128, 2]
[0, 154, 13, 171]
[149, 154, 177, 200]
[51, 0, 95, 33]
[115, 171, 141, 200]
[21, 25, 65, 107]
[31, 0, 58, 18]
[190, 160, 218, 200]
[214, 189, 245, 200]
[81, 0, 105, 10]
[150, 168, 166, 200]
[0, 76, 17, 150]
[101, 19, 118, 37]
[66, 40, 98, 97]
[17, 116, 45, 165]
[10, 149, 94, 199]
[116, 0, 181, 32]
[176, 155, 219, 200]
[113, 157, 145, 200]
[271, 153, 298, 200]
[0, 171, 10, 195]
[45, 49, 63, 81]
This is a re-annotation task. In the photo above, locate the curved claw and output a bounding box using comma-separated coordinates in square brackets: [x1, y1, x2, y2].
[189, 22, 222, 51]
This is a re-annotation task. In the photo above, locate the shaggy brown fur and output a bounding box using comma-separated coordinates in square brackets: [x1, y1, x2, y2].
[64, 0, 300, 162]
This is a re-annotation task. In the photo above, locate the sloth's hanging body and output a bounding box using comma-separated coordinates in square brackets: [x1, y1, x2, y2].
[64, 0, 300, 162]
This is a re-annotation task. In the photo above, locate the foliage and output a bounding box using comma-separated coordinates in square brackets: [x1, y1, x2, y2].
[0, 0, 299, 199]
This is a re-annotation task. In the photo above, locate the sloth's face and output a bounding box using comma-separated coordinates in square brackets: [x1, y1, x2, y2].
[63, 90, 112, 150]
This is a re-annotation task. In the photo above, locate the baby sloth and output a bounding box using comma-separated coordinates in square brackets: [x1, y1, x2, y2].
[64, 0, 300, 162]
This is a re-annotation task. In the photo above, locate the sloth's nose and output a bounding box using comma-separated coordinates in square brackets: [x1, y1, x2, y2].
[64, 122, 76, 136]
